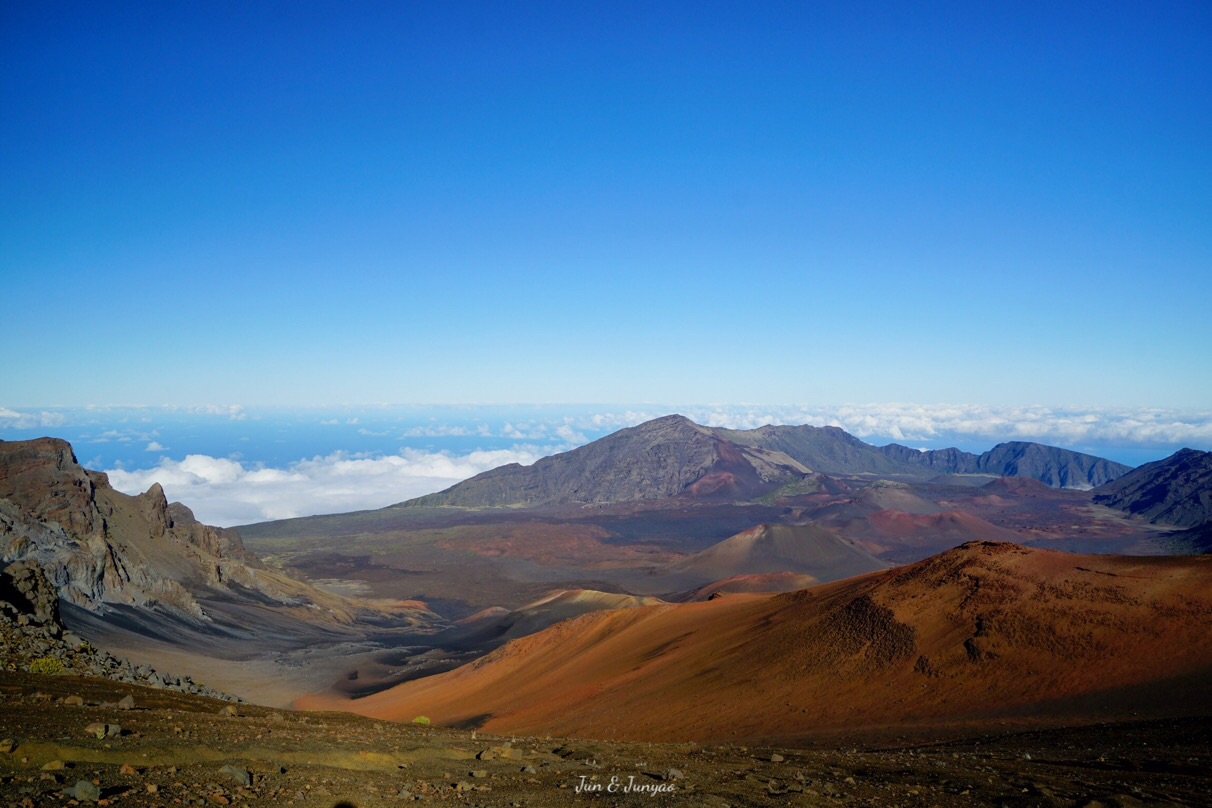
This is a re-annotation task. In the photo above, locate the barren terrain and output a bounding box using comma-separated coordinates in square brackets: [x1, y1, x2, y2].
[305, 543, 1212, 745]
[2, 672, 1210, 807]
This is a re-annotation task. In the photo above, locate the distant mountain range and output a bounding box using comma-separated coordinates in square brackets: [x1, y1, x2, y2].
[878, 440, 1131, 488]
[407, 414, 1133, 508]
[1093, 448, 1212, 528]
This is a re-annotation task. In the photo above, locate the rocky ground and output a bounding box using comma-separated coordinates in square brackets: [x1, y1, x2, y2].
[1, 600, 239, 705]
[0, 668, 1209, 807]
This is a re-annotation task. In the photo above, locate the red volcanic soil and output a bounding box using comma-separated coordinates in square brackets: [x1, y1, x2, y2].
[685, 571, 821, 600]
[300, 542, 1212, 744]
[866, 509, 1023, 551]
[666, 522, 887, 583]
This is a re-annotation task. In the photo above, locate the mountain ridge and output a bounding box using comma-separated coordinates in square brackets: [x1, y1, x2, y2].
[1093, 448, 1212, 528]
[407, 415, 1134, 509]
[877, 440, 1131, 488]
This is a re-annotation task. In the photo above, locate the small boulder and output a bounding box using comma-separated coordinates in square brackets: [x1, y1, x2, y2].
[219, 764, 251, 787]
[85, 722, 120, 739]
[218, 704, 239, 718]
[66, 779, 101, 802]
[63, 695, 84, 707]
[470, 769, 488, 778]
[770, 753, 785, 763]
[0, 738, 16, 754]
[118, 695, 136, 710]
[41, 759, 66, 770]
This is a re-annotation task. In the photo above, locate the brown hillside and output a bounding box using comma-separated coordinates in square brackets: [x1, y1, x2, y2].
[865, 509, 1024, 553]
[664, 522, 888, 583]
[303, 542, 1212, 743]
[684, 571, 821, 600]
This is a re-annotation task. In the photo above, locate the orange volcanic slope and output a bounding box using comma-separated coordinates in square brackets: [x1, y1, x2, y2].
[301, 543, 1212, 743]
[685, 571, 821, 600]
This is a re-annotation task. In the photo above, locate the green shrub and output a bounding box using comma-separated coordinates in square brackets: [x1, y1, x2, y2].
[411, 715, 431, 725]
[29, 656, 65, 675]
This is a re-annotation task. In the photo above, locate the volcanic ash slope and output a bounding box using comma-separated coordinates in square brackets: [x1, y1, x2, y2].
[304, 542, 1212, 742]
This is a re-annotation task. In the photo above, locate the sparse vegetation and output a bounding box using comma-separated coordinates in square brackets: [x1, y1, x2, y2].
[29, 656, 65, 675]
[411, 715, 431, 725]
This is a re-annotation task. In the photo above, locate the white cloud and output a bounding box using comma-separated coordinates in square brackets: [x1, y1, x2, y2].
[519, 404, 1212, 449]
[105, 447, 547, 528]
[501, 422, 550, 440]
[401, 424, 474, 437]
[145, 441, 166, 452]
[673, 404, 1212, 447]
[163, 404, 247, 420]
[0, 407, 67, 430]
[555, 423, 587, 443]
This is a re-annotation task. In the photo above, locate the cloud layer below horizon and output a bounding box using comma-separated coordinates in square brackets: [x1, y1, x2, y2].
[105, 447, 546, 527]
[84, 402, 1212, 528]
[677, 403, 1212, 447]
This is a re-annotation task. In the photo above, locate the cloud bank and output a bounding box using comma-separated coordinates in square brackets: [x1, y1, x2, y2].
[26, 402, 1212, 530]
[0, 407, 66, 430]
[106, 447, 546, 527]
[573, 404, 1212, 448]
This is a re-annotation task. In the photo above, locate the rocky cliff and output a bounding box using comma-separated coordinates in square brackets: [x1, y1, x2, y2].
[0, 437, 359, 624]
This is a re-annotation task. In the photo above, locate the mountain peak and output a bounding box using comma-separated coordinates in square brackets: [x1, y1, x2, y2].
[406, 415, 1137, 510]
[408, 414, 806, 508]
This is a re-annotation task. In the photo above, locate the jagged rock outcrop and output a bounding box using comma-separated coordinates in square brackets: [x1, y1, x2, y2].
[0, 558, 61, 629]
[0, 438, 357, 624]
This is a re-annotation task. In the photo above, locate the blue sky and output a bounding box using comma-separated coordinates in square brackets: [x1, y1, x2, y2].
[3, 1, 1210, 408]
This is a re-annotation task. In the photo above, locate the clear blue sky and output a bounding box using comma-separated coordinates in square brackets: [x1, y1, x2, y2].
[3, 1, 1209, 408]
